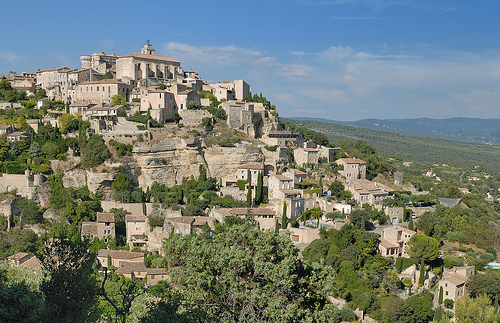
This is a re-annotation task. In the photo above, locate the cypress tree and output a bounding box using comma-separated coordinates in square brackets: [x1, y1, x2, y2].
[408, 213, 414, 231]
[275, 218, 280, 235]
[418, 259, 425, 288]
[281, 202, 287, 229]
[318, 177, 323, 190]
[246, 179, 252, 207]
[439, 286, 443, 304]
[255, 171, 263, 205]
[495, 294, 499, 313]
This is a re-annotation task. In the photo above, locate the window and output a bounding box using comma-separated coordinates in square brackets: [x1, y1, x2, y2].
[96, 86, 99, 91]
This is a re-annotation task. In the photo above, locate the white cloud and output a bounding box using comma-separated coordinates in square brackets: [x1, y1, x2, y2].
[161, 42, 263, 66]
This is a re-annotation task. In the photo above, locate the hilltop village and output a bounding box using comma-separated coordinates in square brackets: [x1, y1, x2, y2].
[1, 43, 500, 322]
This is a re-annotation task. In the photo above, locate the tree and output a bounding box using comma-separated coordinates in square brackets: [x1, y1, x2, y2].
[467, 272, 500, 299]
[255, 171, 263, 205]
[34, 89, 46, 101]
[172, 112, 182, 124]
[454, 294, 497, 323]
[385, 298, 414, 323]
[275, 218, 279, 235]
[439, 286, 444, 304]
[159, 223, 337, 322]
[98, 271, 145, 323]
[111, 94, 127, 106]
[418, 259, 425, 288]
[58, 113, 74, 133]
[281, 202, 287, 229]
[0, 280, 44, 322]
[406, 234, 440, 263]
[28, 141, 42, 158]
[41, 142, 60, 159]
[80, 135, 110, 168]
[407, 290, 434, 323]
[246, 180, 252, 207]
[16, 198, 42, 224]
[112, 173, 131, 193]
[408, 213, 414, 230]
[40, 238, 99, 322]
[313, 132, 329, 146]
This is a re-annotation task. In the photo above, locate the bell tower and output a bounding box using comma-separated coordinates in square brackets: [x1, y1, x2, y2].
[141, 39, 155, 55]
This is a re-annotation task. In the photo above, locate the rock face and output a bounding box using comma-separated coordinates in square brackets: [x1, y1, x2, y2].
[133, 136, 264, 188]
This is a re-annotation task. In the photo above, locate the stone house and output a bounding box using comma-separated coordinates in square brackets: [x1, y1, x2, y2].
[7, 131, 31, 142]
[378, 225, 416, 258]
[81, 212, 115, 242]
[236, 163, 264, 185]
[97, 249, 145, 268]
[168, 83, 200, 110]
[0, 124, 14, 135]
[125, 215, 147, 248]
[139, 86, 176, 122]
[294, 148, 319, 167]
[76, 79, 131, 104]
[146, 268, 169, 286]
[346, 179, 395, 206]
[261, 130, 301, 147]
[287, 227, 320, 244]
[318, 147, 340, 163]
[439, 266, 475, 302]
[69, 100, 97, 116]
[268, 174, 304, 220]
[209, 207, 276, 231]
[282, 169, 307, 186]
[205, 80, 250, 101]
[7, 252, 41, 269]
[164, 216, 215, 236]
[336, 157, 367, 183]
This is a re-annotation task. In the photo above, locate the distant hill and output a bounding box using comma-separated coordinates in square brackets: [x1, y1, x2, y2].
[288, 117, 500, 145]
[283, 118, 500, 172]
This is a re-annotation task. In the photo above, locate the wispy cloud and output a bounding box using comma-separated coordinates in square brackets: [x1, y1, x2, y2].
[101, 39, 115, 53]
[159, 41, 500, 120]
[0, 51, 19, 64]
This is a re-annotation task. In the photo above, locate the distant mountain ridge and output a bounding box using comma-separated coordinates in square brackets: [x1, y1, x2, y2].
[283, 118, 500, 172]
[288, 117, 500, 145]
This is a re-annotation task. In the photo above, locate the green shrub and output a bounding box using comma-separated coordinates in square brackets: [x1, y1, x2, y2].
[444, 299, 454, 309]
[395, 257, 419, 272]
[236, 180, 246, 190]
[445, 231, 468, 243]
[264, 145, 277, 151]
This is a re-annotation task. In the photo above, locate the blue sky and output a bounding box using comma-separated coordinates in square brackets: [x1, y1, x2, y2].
[2, 0, 500, 121]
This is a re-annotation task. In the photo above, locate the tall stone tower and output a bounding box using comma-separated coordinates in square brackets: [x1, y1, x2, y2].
[141, 40, 155, 55]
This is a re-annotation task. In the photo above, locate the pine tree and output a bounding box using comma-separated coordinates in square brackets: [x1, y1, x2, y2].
[281, 202, 288, 229]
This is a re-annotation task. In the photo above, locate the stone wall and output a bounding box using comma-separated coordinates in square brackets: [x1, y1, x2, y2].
[101, 201, 146, 215]
[178, 110, 211, 126]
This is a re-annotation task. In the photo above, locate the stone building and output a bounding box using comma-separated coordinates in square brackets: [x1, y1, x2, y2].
[116, 42, 182, 83]
[336, 157, 367, 183]
[439, 266, 474, 302]
[76, 79, 131, 103]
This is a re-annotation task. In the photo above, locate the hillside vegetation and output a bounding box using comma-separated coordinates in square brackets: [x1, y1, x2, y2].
[283, 118, 500, 172]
